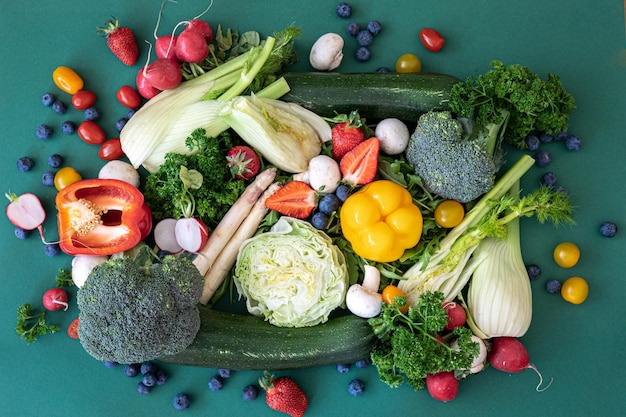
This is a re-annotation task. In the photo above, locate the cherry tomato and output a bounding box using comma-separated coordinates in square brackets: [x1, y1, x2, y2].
[77, 120, 106, 145]
[116, 85, 141, 109]
[553, 241, 580, 268]
[419, 28, 445, 52]
[98, 138, 125, 160]
[561, 276, 589, 304]
[434, 200, 465, 228]
[382, 285, 409, 313]
[54, 167, 82, 191]
[71, 89, 97, 110]
[395, 53, 422, 73]
[52, 66, 84, 94]
[68, 317, 80, 339]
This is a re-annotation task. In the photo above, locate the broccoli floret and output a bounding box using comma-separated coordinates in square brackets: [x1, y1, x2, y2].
[405, 111, 503, 203]
[76, 246, 204, 364]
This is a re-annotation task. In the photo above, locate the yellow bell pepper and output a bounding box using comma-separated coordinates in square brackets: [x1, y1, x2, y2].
[340, 180, 423, 262]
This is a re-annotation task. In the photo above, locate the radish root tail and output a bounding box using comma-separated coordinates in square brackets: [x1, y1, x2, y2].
[528, 363, 554, 392]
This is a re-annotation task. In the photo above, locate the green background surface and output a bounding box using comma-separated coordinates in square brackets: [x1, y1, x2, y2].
[1, 0, 625, 416]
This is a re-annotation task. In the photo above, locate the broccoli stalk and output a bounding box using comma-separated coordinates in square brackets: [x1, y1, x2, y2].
[398, 155, 575, 304]
[76, 246, 204, 364]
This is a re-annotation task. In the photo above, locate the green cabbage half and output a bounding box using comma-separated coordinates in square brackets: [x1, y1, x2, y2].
[234, 217, 348, 327]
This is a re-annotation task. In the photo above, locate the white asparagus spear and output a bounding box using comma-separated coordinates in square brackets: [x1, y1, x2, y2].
[199, 182, 281, 304]
[192, 167, 276, 276]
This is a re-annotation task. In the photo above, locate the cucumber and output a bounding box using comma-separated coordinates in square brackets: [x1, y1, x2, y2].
[280, 72, 460, 122]
[159, 306, 377, 370]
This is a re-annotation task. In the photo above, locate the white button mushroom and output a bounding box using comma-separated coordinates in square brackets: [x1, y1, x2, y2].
[307, 155, 342, 194]
[451, 334, 488, 374]
[346, 265, 383, 318]
[309, 33, 344, 71]
[71, 255, 109, 288]
[375, 118, 410, 155]
[98, 160, 141, 188]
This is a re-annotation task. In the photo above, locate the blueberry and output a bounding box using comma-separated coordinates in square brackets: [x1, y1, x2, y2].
[319, 194, 340, 215]
[367, 20, 382, 36]
[539, 133, 553, 143]
[534, 150, 552, 167]
[555, 185, 568, 195]
[545, 279, 561, 294]
[311, 212, 330, 230]
[346, 22, 360, 36]
[42, 171, 55, 186]
[554, 131, 569, 142]
[525, 134, 540, 151]
[61, 121, 76, 134]
[336, 2, 352, 18]
[242, 384, 259, 401]
[124, 363, 141, 377]
[156, 368, 169, 385]
[84, 106, 100, 121]
[356, 30, 373, 47]
[37, 124, 53, 139]
[355, 46, 371, 62]
[525, 264, 541, 281]
[140, 361, 158, 375]
[44, 243, 60, 257]
[102, 360, 119, 368]
[336, 363, 351, 374]
[218, 368, 232, 378]
[115, 117, 129, 132]
[127, 108, 137, 119]
[41, 93, 56, 107]
[348, 379, 365, 396]
[355, 358, 371, 368]
[173, 393, 191, 410]
[14, 227, 30, 240]
[52, 100, 67, 114]
[599, 221, 618, 237]
[142, 372, 157, 387]
[565, 134, 581, 151]
[48, 154, 64, 168]
[137, 382, 152, 395]
[335, 184, 352, 202]
[541, 172, 557, 186]
[375, 66, 390, 73]
[208, 375, 224, 391]
[17, 157, 34, 172]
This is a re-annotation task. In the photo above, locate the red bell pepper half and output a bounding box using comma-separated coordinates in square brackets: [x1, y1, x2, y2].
[55, 178, 151, 256]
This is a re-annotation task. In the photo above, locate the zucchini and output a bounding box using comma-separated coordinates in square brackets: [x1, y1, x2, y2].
[280, 72, 460, 122]
[159, 306, 377, 370]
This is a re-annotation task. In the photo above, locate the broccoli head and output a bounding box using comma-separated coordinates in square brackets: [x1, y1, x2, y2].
[405, 111, 502, 203]
[76, 246, 204, 364]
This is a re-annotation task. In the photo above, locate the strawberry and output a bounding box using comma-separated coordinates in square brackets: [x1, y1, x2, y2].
[330, 110, 365, 160]
[259, 372, 308, 417]
[265, 181, 317, 219]
[97, 17, 139, 66]
[340, 137, 380, 186]
[226, 145, 261, 180]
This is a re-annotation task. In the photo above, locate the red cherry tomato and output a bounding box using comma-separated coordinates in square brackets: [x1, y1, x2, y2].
[98, 138, 125, 160]
[419, 28, 445, 52]
[77, 120, 106, 145]
[68, 317, 80, 339]
[71, 89, 97, 110]
[116, 85, 141, 109]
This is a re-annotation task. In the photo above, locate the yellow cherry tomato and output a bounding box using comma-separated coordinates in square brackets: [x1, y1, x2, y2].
[53, 66, 84, 94]
[434, 200, 465, 228]
[553, 242, 580, 268]
[382, 285, 409, 313]
[395, 53, 422, 73]
[561, 276, 589, 304]
[54, 167, 83, 191]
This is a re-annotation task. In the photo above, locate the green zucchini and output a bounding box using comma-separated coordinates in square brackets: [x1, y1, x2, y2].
[159, 306, 377, 370]
[280, 72, 460, 122]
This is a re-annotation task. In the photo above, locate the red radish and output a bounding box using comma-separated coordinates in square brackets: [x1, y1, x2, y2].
[174, 217, 209, 253]
[42, 288, 69, 311]
[186, 19, 213, 42]
[488, 337, 553, 391]
[442, 301, 466, 331]
[426, 371, 459, 402]
[154, 218, 183, 253]
[136, 68, 161, 99]
[143, 58, 182, 91]
[5, 192, 46, 241]
[175, 28, 209, 63]
[155, 35, 179, 61]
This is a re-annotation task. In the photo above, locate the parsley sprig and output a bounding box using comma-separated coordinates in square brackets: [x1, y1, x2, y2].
[16, 303, 60, 344]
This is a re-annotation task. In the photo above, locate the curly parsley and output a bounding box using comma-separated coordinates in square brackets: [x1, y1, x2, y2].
[16, 303, 60, 344]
